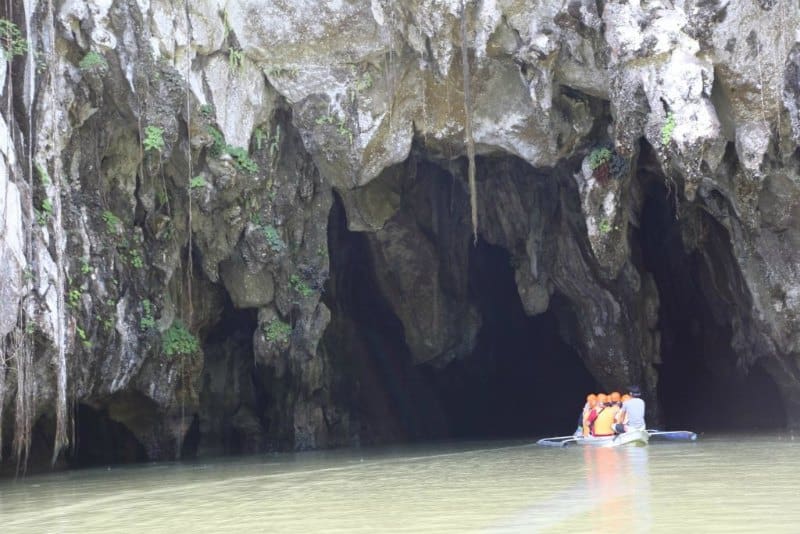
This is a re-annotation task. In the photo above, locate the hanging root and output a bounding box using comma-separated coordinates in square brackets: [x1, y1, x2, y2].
[460, 1, 478, 244]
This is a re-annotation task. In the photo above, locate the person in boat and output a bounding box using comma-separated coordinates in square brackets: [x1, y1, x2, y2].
[591, 394, 619, 437]
[578, 394, 598, 436]
[614, 385, 646, 434]
[609, 391, 621, 407]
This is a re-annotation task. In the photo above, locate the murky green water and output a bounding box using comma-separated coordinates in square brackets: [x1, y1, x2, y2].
[1, 434, 798, 533]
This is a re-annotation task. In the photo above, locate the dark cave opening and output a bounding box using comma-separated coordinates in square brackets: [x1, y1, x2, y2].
[69, 403, 148, 468]
[420, 239, 599, 439]
[195, 294, 264, 456]
[638, 178, 787, 431]
[326, 168, 599, 444]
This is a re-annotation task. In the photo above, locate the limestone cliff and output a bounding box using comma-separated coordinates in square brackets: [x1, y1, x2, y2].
[1, 0, 799, 468]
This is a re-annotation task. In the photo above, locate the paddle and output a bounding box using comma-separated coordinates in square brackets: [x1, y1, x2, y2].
[646, 430, 697, 441]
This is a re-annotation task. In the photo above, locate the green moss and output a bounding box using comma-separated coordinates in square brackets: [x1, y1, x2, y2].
[206, 127, 259, 173]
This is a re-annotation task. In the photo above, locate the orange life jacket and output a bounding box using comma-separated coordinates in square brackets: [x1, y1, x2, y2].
[593, 405, 619, 436]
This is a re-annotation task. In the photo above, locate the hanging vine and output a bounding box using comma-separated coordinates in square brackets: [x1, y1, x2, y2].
[460, 1, 478, 244]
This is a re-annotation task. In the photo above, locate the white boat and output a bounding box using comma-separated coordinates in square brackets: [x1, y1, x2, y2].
[537, 429, 650, 448]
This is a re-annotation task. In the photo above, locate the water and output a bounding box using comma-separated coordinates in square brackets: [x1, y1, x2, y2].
[1, 434, 798, 533]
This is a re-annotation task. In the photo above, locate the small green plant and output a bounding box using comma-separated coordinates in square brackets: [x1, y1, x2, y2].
[207, 126, 226, 156]
[101, 316, 114, 331]
[229, 48, 244, 70]
[76, 325, 92, 349]
[588, 147, 612, 170]
[290, 274, 314, 298]
[36, 199, 53, 225]
[35, 162, 51, 186]
[254, 128, 267, 151]
[102, 210, 121, 234]
[316, 114, 335, 126]
[68, 288, 82, 308]
[206, 126, 258, 172]
[262, 225, 286, 252]
[162, 321, 200, 358]
[661, 112, 676, 146]
[130, 250, 144, 269]
[598, 218, 613, 235]
[81, 258, 92, 275]
[337, 119, 354, 145]
[317, 245, 327, 259]
[263, 319, 292, 344]
[354, 72, 373, 92]
[199, 104, 214, 118]
[190, 175, 207, 189]
[0, 19, 28, 60]
[227, 146, 259, 173]
[79, 51, 108, 71]
[143, 125, 165, 152]
[140, 299, 156, 331]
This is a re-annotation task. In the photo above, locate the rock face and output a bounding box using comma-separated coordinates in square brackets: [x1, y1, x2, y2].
[2, 0, 800, 468]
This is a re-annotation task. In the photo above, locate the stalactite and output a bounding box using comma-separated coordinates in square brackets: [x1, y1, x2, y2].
[460, 1, 478, 244]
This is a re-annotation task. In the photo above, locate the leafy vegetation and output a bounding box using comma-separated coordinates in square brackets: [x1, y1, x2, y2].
[140, 299, 155, 331]
[598, 218, 613, 235]
[229, 48, 244, 70]
[76, 325, 92, 349]
[102, 210, 122, 234]
[36, 198, 53, 226]
[129, 249, 144, 269]
[199, 104, 214, 118]
[190, 175, 207, 189]
[0, 19, 28, 60]
[661, 112, 676, 146]
[263, 319, 292, 344]
[588, 147, 612, 170]
[81, 258, 92, 275]
[262, 224, 286, 252]
[290, 274, 314, 298]
[143, 125, 165, 152]
[206, 126, 259, 173]
[68, 288, 82, 309]
[162, 321, 200, 358]
[79, 51, 108, 72]
[35, 162, 51, 186]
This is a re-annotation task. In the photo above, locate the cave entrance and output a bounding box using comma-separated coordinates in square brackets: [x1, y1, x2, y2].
[421, 239, 599, 439]
[639, 178, 787, 431]
[196, 294, 264, 456]
[70, 403, 148, 468]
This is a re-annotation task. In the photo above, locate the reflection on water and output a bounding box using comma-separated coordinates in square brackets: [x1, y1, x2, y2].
[0, 435, 798, 533]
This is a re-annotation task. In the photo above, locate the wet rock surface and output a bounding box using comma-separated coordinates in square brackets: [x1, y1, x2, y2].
[2, 0, 800, 470]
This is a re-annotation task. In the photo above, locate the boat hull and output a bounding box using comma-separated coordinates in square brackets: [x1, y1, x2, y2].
[575, 430, 649, 448]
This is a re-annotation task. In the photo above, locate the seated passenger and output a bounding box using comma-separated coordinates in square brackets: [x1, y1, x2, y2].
[609, 391, 621, 406]
[586, 393, 608, 436]
[614, 385, 646, 434]
[592, 396, 619, 437]
[579, 394, 597, 436]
